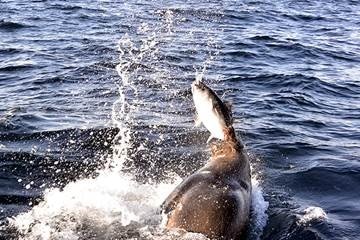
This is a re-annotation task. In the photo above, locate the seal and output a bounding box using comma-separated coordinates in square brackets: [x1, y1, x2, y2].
[162, 127, 251, 240]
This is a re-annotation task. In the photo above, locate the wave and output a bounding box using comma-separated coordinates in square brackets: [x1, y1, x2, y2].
[284, 166, 360, 194]
[223, 49, 258, 58]
[262, 208, 328, 240]
[0, 127, 118, 151]
[0, 48, 23, 54]
[49, 4, 83, 11]
[0, 111, 38, 134]
[282, 13, 326, 22]
[31, 76, 65, 85]
[0, 20, 28, 30]
[225, 73, 359, 100]
[264, 42, 359, 63]
[249, 35, 277, 41]
[0, 63, 34, 72]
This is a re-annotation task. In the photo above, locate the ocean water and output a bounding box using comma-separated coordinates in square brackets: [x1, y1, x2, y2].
[0, 0, 359, 239]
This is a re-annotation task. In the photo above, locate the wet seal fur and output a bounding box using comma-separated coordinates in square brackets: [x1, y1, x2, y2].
[162, 127, 251, 239]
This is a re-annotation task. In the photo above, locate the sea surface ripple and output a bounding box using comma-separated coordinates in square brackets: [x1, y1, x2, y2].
[0, 0, 359, 240]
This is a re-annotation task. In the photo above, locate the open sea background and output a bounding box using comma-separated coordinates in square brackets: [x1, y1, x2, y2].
[0, 0, 359, 239]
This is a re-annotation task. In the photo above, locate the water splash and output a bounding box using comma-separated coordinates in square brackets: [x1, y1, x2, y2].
[249, 176, 269, 240]
[110, 32, 159, 169]
[8, 8, 268, 240]
[10, 172, 181, 240]
[195, 39, 220, 83]
[298, 206, 327, 224]
[164, 10, 174, 34]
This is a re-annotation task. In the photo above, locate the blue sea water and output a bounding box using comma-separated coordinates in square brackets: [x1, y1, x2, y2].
[0, 0, 359, 239]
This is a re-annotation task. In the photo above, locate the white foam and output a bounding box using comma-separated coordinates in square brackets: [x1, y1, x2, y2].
[298, 206, 327, 224]
[10, 168, 269, 240]
[140, 227, 210, 240]
[9, 170, 269, 240]
[10, 171, 181, 240]
[249, 176, 269, 239]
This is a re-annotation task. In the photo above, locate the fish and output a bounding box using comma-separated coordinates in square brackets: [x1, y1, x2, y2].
[191, 80, 233, 143]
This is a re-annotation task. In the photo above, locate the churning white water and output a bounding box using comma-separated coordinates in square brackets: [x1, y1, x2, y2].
[9, 171, 268, 240]
[298, 206, 327, 224]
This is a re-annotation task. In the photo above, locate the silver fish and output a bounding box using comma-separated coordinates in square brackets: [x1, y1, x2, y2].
[191, 80, 233, 143]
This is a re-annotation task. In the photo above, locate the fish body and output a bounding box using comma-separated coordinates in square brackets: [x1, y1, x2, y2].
[191, 80, 233, 143]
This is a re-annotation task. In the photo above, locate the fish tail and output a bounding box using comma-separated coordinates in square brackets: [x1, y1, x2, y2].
[223, 126, 236, 142]
[223, 127, 244, 150]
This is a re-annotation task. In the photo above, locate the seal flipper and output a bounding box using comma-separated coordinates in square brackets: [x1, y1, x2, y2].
[161, 178, 193, 214]
[161, 174, 206, 214]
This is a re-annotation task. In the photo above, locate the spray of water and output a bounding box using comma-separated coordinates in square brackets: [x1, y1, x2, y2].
[8, 8, 268, 240]
[8, 15, 176, 240]
[110, 32, 159, 169]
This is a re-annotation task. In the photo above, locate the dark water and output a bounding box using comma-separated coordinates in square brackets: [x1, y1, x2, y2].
[1, 0, 359, 239]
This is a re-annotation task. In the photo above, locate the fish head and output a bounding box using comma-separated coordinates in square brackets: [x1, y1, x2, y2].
[191, 80, 211, 100]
